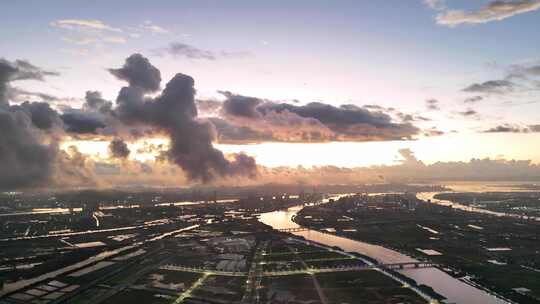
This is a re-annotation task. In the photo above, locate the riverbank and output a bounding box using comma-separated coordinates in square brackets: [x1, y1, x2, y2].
[260, 199, 512, 304]
[292, 193, 539, 303]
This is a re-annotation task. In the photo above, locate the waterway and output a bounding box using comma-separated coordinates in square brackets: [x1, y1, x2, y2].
[259, 197, 510, 304]
[417, 192, 540, 222]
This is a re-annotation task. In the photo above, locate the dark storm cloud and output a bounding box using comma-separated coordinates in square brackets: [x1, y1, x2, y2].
[425, 98, 440, 110]
[0, 108, 56, 189]
[260, 102, 412, 136]
[61, 110, 106, 133]
[110, 54, 257, 182]
[220, 91, 262, 118]
[196, 99, 222, 115]
[84, 90, 112, 113]
[14, 101, 63, 130]
[109, 138, 130, 158]
[259, 101, 420, 141]
[51, 91, 117, 137]
[0, 58, 59, 106]
[108, 54, 161, 92]
[211, 92, 421, 143]
[0, 59, 62, 189]
[463, 80, 515, 94]
[0, 59, 58, 81]
[209, 117, 275, 143]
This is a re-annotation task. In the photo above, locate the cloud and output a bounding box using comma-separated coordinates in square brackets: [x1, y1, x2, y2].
[0, 54, 259, 189]
[424, 0, 446, 10]
[84, 91, 112, 113]
[529, 124, 540, 132]
[61, 36, 97, 45]
[208, 117, 276, 143]
[435, 0, 540, 26]
[110, 53, 257, 182]
[108, 54, 161, 91]
[425, 98, 440, 110]
[208, 92, 421, 143]
[463, 80, 516, 94]
[0, 58, 58, 106]
[155, 42, 216, 60]
[0, 108, 57, 189]
[464, 95, 483, 103]
[396, 112, 431, 122]
[109, 138, 131, 159]
[508, 63, 540, 79]
[196, 99, 222, 116]
[363, 105, 430, 123]
[50, 19, 122, 32]
[483, 123, 540, 133]
[219, 50, 252, 59]
[458, 108, 478, 117]
[103, 36, 127, 44]
[6, 87, 59, 102]
[11, 53, 540, 189]
[260, 102, 419, 141]
[463, 62, 540, 98]
[61, 110, 106, 134]
[424, 127, 445, 137]
[140, 21, 169, 34]
[260, 150, 540, 185]
[220, 91, 263, 118]
[483, 124, 525, 133]
[154, 42, 251, 60]
[398, 148, 424, 166]
[0, 58, 62, 189]
[52, 19, 134, 47]
[14, 101, 63, 130]
[373, 149, 540, 182]
[61, 34, 126, 46]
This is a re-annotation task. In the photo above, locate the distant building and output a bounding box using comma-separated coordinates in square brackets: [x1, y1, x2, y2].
[407, 199, 418, 210]
[81, 202, 99, 218]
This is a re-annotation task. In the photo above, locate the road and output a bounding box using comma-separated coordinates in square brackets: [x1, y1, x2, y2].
[288, 244, 329, 304]
[173, 273, 209, 304]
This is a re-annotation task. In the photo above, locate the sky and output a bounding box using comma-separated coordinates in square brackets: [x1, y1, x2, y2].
[1, 0, 540, 189]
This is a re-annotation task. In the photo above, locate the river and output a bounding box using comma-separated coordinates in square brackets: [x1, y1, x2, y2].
[259, 198, 510, 304]
[417, 192, 540, 222]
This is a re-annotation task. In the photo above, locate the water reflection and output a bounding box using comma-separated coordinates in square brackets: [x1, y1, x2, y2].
[259, 202, 508, 304]
[418, 192, 540, 222]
